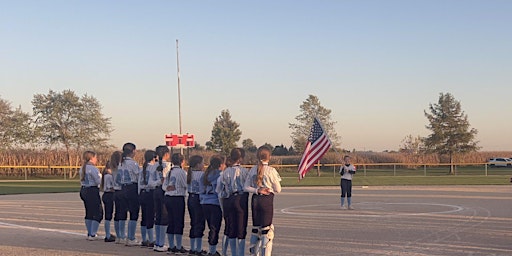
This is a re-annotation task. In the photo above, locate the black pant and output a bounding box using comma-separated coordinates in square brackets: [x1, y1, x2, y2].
[80, 186, 103, 222]
[203, 204, 222, 245]
[223, 193, 247, 239]
[102, 192, 114, 221]
[114, 190, 127, 221]
[165, 195, 185, 234]
[187, 193, 205, 238]
[340, 179, 352, 198]
[139, 190, 155, 229]
[251, 193, 274, 228]
[153, 186, 168, 225]
[122, 183, 140, 221]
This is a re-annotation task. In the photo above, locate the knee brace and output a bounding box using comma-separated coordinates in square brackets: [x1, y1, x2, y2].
[249, 227, 261, 256]
[261, 225, 274, 256]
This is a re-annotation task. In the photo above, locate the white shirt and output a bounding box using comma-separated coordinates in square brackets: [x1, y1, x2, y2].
[116, 157, 140, 184]
[163, 166, 187, 196]
[244, 163, 282, 194]
[80, 164, 101, 187]
[218, 164, 248, 197]
[339, 164, 356, 180]
[138, 162, 155, 193]
[148, 161, 171, 188]
[102, 173, 114, 192]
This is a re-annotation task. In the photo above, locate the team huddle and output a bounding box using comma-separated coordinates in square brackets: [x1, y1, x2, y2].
[79, 143, 282, 256]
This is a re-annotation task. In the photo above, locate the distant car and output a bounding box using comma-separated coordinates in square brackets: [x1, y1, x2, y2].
[487, 158, 512, 167]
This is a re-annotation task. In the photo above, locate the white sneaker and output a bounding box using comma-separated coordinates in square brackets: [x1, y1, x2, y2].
[348, 206, 354, 210]
[154, 245, 168, 252]
[116, 238, 126, 244]
[126, 239, 139, 246]
[87, 235, 101, 241]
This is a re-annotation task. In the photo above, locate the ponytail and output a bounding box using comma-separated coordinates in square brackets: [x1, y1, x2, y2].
[142, 150, 156, 185]
[155, 145, 170, 174]
[80, 151, 96, 182]
[187, 155, 203, 184]
[204, 155, 224, 186]
[100, 160, 111, 192]
[256, 146, 271, 187]
[121, 142, 136, 164]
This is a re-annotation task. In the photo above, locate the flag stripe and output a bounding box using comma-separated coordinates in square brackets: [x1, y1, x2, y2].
[297, 118, 332, 180]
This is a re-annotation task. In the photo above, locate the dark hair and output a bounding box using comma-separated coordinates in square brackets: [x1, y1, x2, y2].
[142, 150, 156, 185]
[155, 145, 170, 173]
[256, 146, 271, 187]
[187, 155, 204, 184]
[203, 154, 225, 185]
[228, 148, 245, 166]
[80, 151, 96, 182]
[121, 142, 136, 164]
[109, 151, 122, 169]
[100, 160, 110, 192]
[171, 153, 184, 166]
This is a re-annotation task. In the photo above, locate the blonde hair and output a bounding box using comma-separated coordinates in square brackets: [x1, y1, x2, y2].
[256, 146, 271, 187]
[80, 151, 96, 182]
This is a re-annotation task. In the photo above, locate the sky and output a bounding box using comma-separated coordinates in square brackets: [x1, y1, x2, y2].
[1, 0, 511, 152]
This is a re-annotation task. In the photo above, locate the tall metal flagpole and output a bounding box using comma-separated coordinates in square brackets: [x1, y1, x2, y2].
[176, 39, 183, 154]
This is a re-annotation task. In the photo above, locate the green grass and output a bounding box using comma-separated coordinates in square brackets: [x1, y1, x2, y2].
[0, 174, 510, 195]
[0, 180, 81, 195]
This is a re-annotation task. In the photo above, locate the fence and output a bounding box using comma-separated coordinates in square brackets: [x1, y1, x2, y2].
[1, 163, 512, 180]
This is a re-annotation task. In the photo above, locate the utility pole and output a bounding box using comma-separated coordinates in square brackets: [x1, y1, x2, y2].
[176, 39, 183, 154]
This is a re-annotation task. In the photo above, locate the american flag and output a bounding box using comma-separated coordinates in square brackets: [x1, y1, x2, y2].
[298, 117, 332, 180]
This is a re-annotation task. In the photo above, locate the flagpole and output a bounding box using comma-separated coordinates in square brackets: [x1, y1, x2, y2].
[176, 39, 183, 154]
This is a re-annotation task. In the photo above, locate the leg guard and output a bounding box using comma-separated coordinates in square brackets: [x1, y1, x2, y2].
[249, 227, 261, 256]
[261, 225, 274, 256]
[104, 220, 111, 238]
[90, 220, 100, 236]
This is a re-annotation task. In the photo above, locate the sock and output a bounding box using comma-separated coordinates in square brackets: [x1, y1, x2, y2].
[347, 197, 352, 206]
[176, 234, 183, 248]
[114, 221, 119, 238]
[167, 233, 175, 248]
[190, 237, 196, 252]
[237, 239, 245, 256]
[141, 226, 147, 242]
[128, 220, 137, 240]
[90, 220, 100, 236]
[209, 244, 217, 254]
[222, 235, 228, 256]
[160, 226, 167, 246]
[85, 219, 92, 236]
[119, 220, 126, 239]
[155, 225, 161, 245]
[104, 220, 111, 238]
[228, 238, 237, 256]
[147, 227, 154, 242]
[196, 237, 203, 252]
[341, 197, 345, 207]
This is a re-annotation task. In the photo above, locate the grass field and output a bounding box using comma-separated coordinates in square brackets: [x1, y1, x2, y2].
[1, 173, 511, 195]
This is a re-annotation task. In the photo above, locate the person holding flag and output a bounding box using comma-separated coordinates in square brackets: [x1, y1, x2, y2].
[339, 155, 356, 210]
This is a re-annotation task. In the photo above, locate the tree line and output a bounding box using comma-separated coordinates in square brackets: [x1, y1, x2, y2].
[1, 91, 482, 175]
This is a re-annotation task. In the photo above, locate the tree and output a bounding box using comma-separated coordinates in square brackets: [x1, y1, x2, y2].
[423, 93, 479, 174]
[273, 144, 289, 156]
[289, 95, 340, 153]
[0, 97, 33, 149]
[399, 134, 424, 165]
[32, 90, 112, 176]
[206, 109, 242, 155]
[242, 138, 257, 153]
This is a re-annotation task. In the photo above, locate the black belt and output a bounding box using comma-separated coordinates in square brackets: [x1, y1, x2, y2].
[188, 193, 200, 197]
[121, 182, 137, 186]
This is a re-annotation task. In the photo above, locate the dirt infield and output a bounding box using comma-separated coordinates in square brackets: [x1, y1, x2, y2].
[1, 186, 511, 256]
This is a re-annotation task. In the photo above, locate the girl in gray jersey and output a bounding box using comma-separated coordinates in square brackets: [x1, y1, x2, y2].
[339, 155, 356, 210]
[187, 155, 207, 255]
[79, 150, 103, 241]
[101, 160, 116, 242]
[244, 146, 281, 256]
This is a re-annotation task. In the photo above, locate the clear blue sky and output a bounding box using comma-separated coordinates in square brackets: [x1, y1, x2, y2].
[1, 0, 511, 151]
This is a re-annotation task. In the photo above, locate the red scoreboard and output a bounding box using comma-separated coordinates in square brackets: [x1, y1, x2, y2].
[165, 133, 195, 148]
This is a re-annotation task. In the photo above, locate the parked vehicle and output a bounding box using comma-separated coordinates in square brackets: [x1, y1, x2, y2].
[487, 158, 512, 167]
